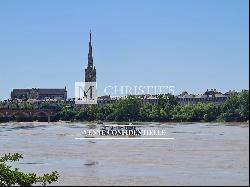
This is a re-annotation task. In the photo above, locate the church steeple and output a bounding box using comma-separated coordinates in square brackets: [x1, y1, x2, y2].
[85, 31, 96, 82]
[88, 30, 93, 68]
[90, 30, 92, 43]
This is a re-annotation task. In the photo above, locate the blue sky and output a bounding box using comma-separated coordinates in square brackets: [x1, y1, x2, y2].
[0, 0, 249, 99]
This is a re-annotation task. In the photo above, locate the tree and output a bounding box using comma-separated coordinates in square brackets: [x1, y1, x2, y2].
[203, 103, 219, 122]
[0, 153, 59, 186]
[172, 104, 195, 122]
[96, 105, 113, 121]
[157, 94, 178, 109]
[112, 96, 142, 121]
[75, 106, 97, 121]
[149, 105, 160, 121]
[219, 95, 242, 122]
[59, 107, 76, 121]
[192, 103, 206, 121]
[157, 94, 178, 121]
[238, 90, 249, 121]
[139, 103, 152, 121]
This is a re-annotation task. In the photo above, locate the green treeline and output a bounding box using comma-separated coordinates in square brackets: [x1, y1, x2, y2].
[0, 90, 248, 123]
[60, 90, 249, 122]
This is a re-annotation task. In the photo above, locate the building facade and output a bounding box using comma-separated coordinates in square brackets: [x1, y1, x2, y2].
[97, 89, 234, 105]
[11, 88, 67, 101]
[177, 89, 228, 105]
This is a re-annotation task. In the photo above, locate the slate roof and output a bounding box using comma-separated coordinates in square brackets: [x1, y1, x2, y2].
[12, 88, 66, 95]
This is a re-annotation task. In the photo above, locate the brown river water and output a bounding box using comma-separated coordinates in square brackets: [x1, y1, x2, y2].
[0, 122, 249, 186]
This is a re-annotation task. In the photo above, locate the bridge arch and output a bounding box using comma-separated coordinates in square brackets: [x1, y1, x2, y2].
[12, 111, 31, 122]
[13, 111, 30, 117]
[33, 111, 49, 117]
[0, 112, 5, 117]
[0, 109, 59, 122]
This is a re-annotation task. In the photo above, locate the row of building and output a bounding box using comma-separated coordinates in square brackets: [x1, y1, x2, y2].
[97, 89, 238, 106]
[6, 88, 238, 106]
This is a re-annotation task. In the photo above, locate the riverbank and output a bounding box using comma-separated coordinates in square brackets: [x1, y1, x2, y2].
[1, 90, 249, 124]
[0, 120, 248, 127]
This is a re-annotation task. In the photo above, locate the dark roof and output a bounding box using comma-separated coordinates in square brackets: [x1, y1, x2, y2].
[11, 89, 30, 94]
[38, 89, 66, 95]
[12, 88, 66, 95]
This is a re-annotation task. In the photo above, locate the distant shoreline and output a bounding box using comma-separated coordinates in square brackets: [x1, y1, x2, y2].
[0, 120, 248, 126]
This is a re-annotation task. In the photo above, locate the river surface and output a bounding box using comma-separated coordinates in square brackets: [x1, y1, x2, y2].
[0, 122, 249, 186]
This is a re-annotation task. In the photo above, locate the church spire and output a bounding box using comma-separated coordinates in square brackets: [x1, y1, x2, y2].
[90, 30, 92, 44]
[85, 31, 96, 82]
[88, 30, 93, 68]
